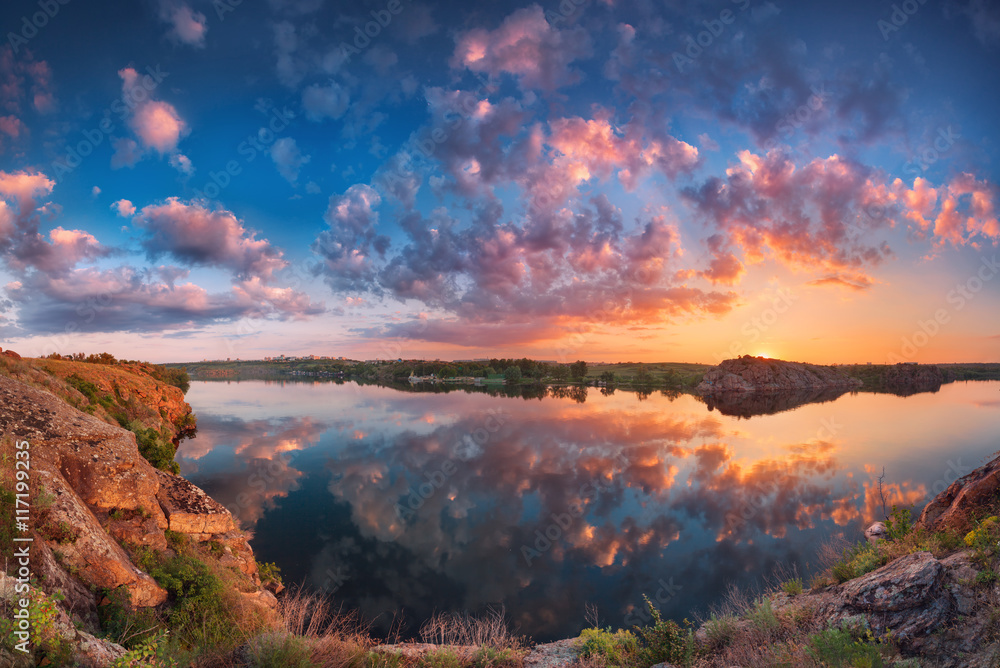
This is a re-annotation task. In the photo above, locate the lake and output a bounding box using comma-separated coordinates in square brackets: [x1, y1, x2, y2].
[176, 379, 1000, 642]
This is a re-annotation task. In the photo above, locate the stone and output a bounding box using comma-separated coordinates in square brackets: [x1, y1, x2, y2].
[840, 551, 943, 613]
[864, 521, 888, 544]
[155, 468, 237, 535]
[917, 456, 1000, 533]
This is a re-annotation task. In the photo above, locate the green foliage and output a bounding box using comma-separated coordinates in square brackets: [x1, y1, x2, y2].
[570, 360, 588, 379]
[580, 627, 640, 668]
[702, 613, 738, 651]
[745, 597, 780, 635]
[832, 542, 888, 583]
[148, 554, 248, 650]
[110, 631, 178, 667]
[781, 577, 804, 595]
[164, 529, 187, 552]
[471, 646, 521, 668]
[0, 488, 15, 563]
[146, 365, 191, 393]
[258, 561, 284, 587]
[246, 633, 314, 668]
[351, 651, 405, 668]
[632, 596, 695, 666]
[418, 647, 463, 668]
[128, 420, 180, 474]
[98, 586, 160, 649]
[976, 569, 998, 586]
[503, 366, 522, 383]
[0, 590, 73, 666]
[884, 506, 914, 540]
[37, 519, 80, 545]
[807, 626, 886, 667]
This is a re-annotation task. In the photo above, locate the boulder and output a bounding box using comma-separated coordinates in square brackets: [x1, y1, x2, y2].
[917, 456, 1000, 533]
[864, 521, 888, 544]
[155, 468, 237, 535]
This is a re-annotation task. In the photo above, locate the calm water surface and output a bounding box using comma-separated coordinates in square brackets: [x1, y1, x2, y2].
[176, 380, 1000, 641]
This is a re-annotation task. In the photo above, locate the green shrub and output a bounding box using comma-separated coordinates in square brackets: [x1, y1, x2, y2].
[632, 596, 695, 666]
[0, 488, 16, 563]
[258, 561, 284, 587]
[472, 646, 521, 668]
[110, 631, 178, 667]
[746, 597, 780, 635]
[580, 627, 640, 668]
[884, 506, 914, 541]
[149, 554, 252, 651]
[419, 648, 463, 668]
[702, 613, 738, 651]
[807, 627, 885, 667]
[128, 420, 179, 474]
[98, 587, 161, 649]
[351, 651, 405, 668]
[781, 577, 804, 596]
[832, 543, 888, 583]
[246, 633, 314, 668]
[165, 529, 187, 552]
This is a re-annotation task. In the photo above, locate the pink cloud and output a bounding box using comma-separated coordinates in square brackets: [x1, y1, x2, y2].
[159, 2, 208, 47]
[137, 198, 288, 280]
[452, 5, 592, 91]
[112, 199, 136, 217]
[130, 100, 187, 154]
[116, 68, 188, 159]
[0, 169, 54, 212]
[683, 151, 894, 288]
[700, 251, 745, 286]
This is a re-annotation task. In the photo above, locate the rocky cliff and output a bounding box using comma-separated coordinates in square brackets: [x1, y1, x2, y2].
[0, 359, 272, 666]
[695, 356, 863, 395]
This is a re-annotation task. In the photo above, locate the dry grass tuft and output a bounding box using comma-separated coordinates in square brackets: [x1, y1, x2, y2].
[419, 607, 525, 651]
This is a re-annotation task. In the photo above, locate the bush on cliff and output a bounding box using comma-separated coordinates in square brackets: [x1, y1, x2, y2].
[128, 421, 180, 474]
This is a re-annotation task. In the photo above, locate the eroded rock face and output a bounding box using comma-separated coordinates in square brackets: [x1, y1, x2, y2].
[917, 456, 1000, 533]
[838, 552, 950, 638]
[0, 371, 263, 618]
[695, 356, 863, 395]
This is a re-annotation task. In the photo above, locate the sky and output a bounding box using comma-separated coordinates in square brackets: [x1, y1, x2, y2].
[0, 0, 998, 364]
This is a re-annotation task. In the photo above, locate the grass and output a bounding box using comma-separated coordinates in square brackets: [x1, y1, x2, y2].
[781, 578, 804, 596]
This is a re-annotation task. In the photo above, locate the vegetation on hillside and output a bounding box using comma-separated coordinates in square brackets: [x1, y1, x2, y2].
[0, 354, 194, 473]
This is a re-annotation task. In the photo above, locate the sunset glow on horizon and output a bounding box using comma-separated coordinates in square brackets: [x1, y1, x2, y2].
[0, 0, 998, 364]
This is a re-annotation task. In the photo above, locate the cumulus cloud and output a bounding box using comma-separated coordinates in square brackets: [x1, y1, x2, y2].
[112, 67, 189, 170]
[682, 150, 897, 286]
[111, 199, 136, 217]
[270, 137, 311, 185]
[169, 153, 194, 175]
[452, 5, 593, 91]
[314, 184, 390, 292]
[0, 172, 323, 335]
[136, 198, 289, 280]
[0, 170, 113, 277]
[158, 1, 208, 47]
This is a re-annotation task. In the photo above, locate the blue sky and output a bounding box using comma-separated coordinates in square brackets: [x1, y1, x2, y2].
[1, 0, 998, 362]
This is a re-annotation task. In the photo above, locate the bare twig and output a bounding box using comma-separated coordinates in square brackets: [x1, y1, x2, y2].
[878, 466, 889, 521]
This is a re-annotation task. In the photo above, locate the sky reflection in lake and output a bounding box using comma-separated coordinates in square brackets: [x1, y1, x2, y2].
[177, 380, 1000, 641]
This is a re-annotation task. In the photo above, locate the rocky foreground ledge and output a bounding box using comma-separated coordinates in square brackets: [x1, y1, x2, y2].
[695, 356, 863, 394]
[0, 368, 274, 665]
